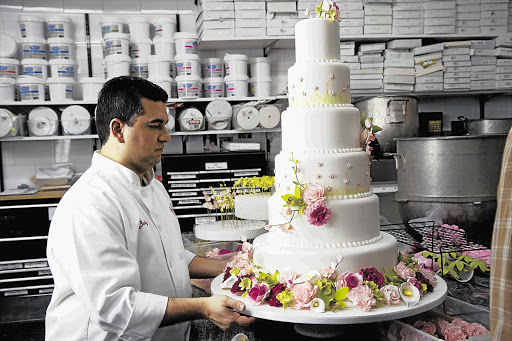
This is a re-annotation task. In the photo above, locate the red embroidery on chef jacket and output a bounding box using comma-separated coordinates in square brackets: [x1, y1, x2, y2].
[139, 220, 148, 229]
[169, 203, 174, 213]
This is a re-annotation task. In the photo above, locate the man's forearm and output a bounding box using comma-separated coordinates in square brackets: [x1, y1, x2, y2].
[188, 256, 227, 278]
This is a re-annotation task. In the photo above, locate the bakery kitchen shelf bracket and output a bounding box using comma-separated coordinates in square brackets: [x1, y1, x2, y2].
[478, 91, 512, 119]
[264, 39, 279, 57]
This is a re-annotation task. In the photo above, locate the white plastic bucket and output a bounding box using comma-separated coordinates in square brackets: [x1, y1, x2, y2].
[176, 75, 201, 99]
[130, 59, 149, 79]
[153, 37, 175, 60]
[152, 16, 177, 39]
[148, 77, 172, 99]
[249, 57, 272, 79]
[0, 58, 20, 78]
[105, 54, 131, 79]
[46, 16, 73, 39]
[175, 54, 201, 77]
[0, 78, 16, 102]
[47, 37, 75, 60]
[100, 16, 125, 36]
[127, 16, 150, 42]
[47, 77, 75, 101]
[49, 59, 76, 78]
[202, 77, 224, 98]
[171, 79, 178, 98]
[79, 77, 104, 101]
[21, 37, 47, 60]
[173, 32, 199, 55]
[202, 58, 223, 78]
[18, 15, 45, 39]
[0, 34, 18, 58]
[21, 59, 48, 79]
[224, 75, 249, 97]
[224, 54, 248, 77]
[147, 55, 171, 78]
[103, 33, 130, 56]
[129, 38, 151, 59]
[250, 77, 272, 97]
[17, 76, 46, 101]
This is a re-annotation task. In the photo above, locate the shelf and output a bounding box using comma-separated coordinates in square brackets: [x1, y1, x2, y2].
[0, 190, 67, 203]
[352, 89, 512, 99]
[0, 236, 48, 242]
[198, 34, 501, 51]
[0, 134, 99, 142]
[0, 100, 97, 106]
[168, 96, 285, 103]
[170, 128, 281, 136]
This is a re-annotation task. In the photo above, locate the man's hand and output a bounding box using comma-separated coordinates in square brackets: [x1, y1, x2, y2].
[202, 295, 256, 331]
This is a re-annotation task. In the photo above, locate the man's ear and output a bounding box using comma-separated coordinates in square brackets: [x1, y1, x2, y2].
[110, 118, 125, 143]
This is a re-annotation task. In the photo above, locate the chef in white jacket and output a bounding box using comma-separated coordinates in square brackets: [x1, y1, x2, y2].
[45, 76, 255, 341]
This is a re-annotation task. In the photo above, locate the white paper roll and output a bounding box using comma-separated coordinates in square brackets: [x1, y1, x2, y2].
[28, 106, 59, 136]
[0, 109, 14, 137]
[61, 105, 91, 135]
[234, 106, 259, 130]
[258, 105, 281, 129]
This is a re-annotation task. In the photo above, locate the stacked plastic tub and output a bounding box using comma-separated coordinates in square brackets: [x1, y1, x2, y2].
[249, 57, 272, 97]
[173, 30, 200, 99]
[224, 54, 249, 97]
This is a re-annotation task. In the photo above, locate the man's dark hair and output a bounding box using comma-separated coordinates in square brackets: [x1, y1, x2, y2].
[95, 76, 168, 145]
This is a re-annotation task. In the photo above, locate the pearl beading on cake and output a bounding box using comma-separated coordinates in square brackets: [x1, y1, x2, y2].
[328, 191, 373, 200]
[281, 232, 383, 249]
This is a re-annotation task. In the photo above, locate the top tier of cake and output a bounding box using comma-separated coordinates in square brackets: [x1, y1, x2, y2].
[295, 18, 340, 62]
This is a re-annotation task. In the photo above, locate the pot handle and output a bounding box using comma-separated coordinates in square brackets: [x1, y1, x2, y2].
[386, 99, 408, 124]
[383, 152, 406, 171]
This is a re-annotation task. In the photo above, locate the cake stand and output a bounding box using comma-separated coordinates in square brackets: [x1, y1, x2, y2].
[210, 274, 447, 325]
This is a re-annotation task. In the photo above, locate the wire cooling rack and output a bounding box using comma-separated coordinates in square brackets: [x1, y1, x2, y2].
[380, 222, 490, 254]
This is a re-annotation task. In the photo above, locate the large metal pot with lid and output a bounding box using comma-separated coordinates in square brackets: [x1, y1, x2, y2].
[354, 96, 419, 153]
[387, 134, 507, 244]
[457, 116, 512, 135]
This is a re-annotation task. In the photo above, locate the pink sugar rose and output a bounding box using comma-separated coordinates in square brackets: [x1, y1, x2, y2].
[305, 201, 332, 226]
[442, 322, 467, 341]
[434, 317, 450, 336]
[414, 251, 441, 272]
[302, 183, 326, 205]
[413, 320, 437, 336]
[417, 263, 438, 287]
[346, 284, 376, 312]
[399, 326, 418, 341]
[452, 318, 471, 336]
[336, 271, 363, 290]
[290, 281, 318, 310]
[380, 285, 401, 305]
[468, 323, 489, 336]
[248, 282, 270, 305]
[278, 272, 297, 286]
[394, 261, 415, 281]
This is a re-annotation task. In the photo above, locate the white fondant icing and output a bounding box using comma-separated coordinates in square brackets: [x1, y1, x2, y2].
[234, 194, 271, 221]
[295, 18, 340, 62]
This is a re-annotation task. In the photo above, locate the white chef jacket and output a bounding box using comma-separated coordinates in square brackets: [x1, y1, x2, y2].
[46, 152, 196, 341]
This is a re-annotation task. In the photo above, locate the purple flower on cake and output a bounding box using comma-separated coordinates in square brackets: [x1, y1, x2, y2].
[347, 163, 352, 169]
[303, 183, 326, 205]
[336, 271, 363, 290]
[268, 283, 286, 307]
[360, 267, 385, 288]
[316, 161, 323, 167]
[346, 284, 376, 312]
[381, 285, 401, 305]
[394, 261, 415, 281]
[329, 90, 335, 96]
[329, 74, 334, 80]
[290, 281, 318, 310]
[417, 263, 437, 288]
[248, 282, 270, 305]
[313, 85, 319, 91]
[328, 173, 334, 179]
[305, 201, 332, 226]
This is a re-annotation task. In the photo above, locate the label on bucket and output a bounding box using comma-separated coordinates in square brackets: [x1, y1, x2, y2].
[47, 24, 65, 38]
[22, 44, 46, 59]
[130, 65, 148, 78]
[19, 24, 27, 38]
[225, 82, 236, 97]
[56, 66, 75, 77]
[153, 24, 166, 37]
[102, 24, 121, 34]
[64, 84, 73, 99]
[177, 61, 194, 76]
[106, 39, 124, 55]
[178, 82, 199, 98]
[50, 45, 70, 59]
[203, 64, 223, 78]
[23, 65, 44, 78]
[19, 84, 42, 101]
[0, 65, 17, 78]
[129, 44, 147, 59]
[203, 84, 223, 98]
[183, 39, 198, 54]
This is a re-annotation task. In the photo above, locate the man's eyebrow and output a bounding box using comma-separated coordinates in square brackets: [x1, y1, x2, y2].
[148, 118, 167, 123]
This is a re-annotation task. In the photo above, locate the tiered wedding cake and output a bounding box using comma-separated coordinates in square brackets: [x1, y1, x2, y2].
[252, 15, 398, 275]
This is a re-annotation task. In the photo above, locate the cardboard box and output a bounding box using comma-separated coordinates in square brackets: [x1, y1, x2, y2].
[201, 19, 235, 29]
[351, 73, 384, 80]
[481, 10, 508, 19]
[384, 67, 416, 76]
[471, 48, 497, 56]
[481, 17, 508, 26]
[456, 0, 480, 4]
[497, 66, 512, 74]
[340, 49, 356, 56]
[235, 18, 265, 27]
[444, 71, 471, 78]
[424, 9, 456, 18]
[414, 43, 444, 56]
[360, 42, 386, 53]
[470, 80, 496, 90]
[456, 27, 480, 34]
[424, 18, 456, 26]
[443, 47, 470, 55]
[393, 10, 423, 19]
[235, 1, 265, 10]
[392, 26, 424, 35]
[364, 25, 392, 35]
[472, 65, 497, 72]
[480, 26, 508, 34]
[456, 12, 480, 21]
[456, 20, 480, 28]
[455, 5, 481, 13]
[339, 18, 364, 27]
[340, 55, 359, 63]
[387, 39, 422, 50]
[392, 3, 418, 11]
[352, 68, 384, 75]
[384, 84, 414, 92]
[266, 2, 297, 13]
[266, 26, 294, 36]
[202, 10, 235, 21]
[266, 15, 299, 27]
[423, 1, 456, 10]
[471, 40, 496, 50]
[350, 80, 384, 90]
[361, 62, 385, 69]
[342, 10, 365, 19]
[414, 83, 444, 92]
[471, 56, 498, 66]
[365, 15, 392, 25]
[424, 25, 456, 34]
[345, 63, 361, 70]
[497, 73, 512, 80]
[497, 58, 512, 66]
[200, 28, 235, 40]
[443, 54, 471, 62]
[360, 55, 384, 64]
[496, 80, 512, 89]
[471, 72, 496, 81]
[339, 26, 363, 35]
[445, 66, 471, 72]
[364, 4, 392, 16]
[415, 63, 444, 77]
[444, 77, 471, 84]
[235, 10, 266, 19]
[383, 75, 415, 84]
[443, 60, 471, 67]
[414, 52, 443, 64]
[393, 19, 423, 27]
[445, 83, 471, 90]
[202, 2, 234, 11]
[337, 2, 363, 11]
[415, 75, 443, 84]
[235, 27, 266, 37]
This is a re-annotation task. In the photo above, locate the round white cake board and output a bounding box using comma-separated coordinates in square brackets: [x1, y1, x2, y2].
[211, 275, 447, 325]
[194, 221, 267, 241]
[61, 105, 91, 135]
[0, 109, 14, 137]
[258, 105, 281, 129]
[235, 106, 259, 130]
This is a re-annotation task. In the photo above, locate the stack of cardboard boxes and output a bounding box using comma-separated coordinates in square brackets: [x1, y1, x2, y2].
[196, 0, 235, 40]
[266, 1, 298, 36]
[392, 0, 424, 35]
[364, 1, 392, 35]
[383, 39, 418, 92]
[423, 0, 456, 35]
[235, 1, 266, 37]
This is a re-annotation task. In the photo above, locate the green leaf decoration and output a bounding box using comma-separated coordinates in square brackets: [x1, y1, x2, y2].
[469, 262, 479, 270]
[449, 269, 459, 278]
[456, 262, 465, 272]
[335, 287, 349, 301]
[360, 112, 366, 128]
[479, 263, 488, 272]
[372, 125, 383, 133]
[276, 288, 295, 309]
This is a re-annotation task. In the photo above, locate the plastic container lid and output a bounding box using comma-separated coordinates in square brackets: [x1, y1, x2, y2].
[148, 76, 173, 83]
[224, 75, 249, 81]
[0, 34, 18, 58]
[249, 57, 271, 64]
[130, 37, 152, 44]
[249, 77, 272, 82]
[0, 78, 16, 85]
[49, 59, 76, 66]
[152, 37, 175, 44]
[147, 55, 171, 63]
[17, 76, 45, 84]
[173, 32, 199, 39]
[47, 37, 74, 44]
[127, 16, 148, 23]
[175, 75, 201, 82]
[105, 54, 131, 64]
[100, 16, 124, 24]
[103, 32, 130, 40]
[203, 77, 224, 83]
[18, 15, 44, 22]
[153, 16, 177, 24]
[203, 57, 222, 63]
[224, 54, 248, 62]
[46, 77, 75, 84]
[21, 58, 49, 65]
[0, 58, 20, 65]
[79, 77, 105, 84]
[21, 37, 47, 44]
[175, 54, 200, 61]
[130, 56, 148, 64]
[47, 16, 72, 23]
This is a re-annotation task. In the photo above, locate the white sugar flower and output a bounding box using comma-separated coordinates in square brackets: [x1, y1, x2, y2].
[221, 274, 238, 289]
[399, 282, 420, 308]
[310, 298, 325, 313]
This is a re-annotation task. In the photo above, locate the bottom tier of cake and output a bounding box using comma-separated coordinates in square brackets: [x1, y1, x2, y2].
[252, 231, 398, 274]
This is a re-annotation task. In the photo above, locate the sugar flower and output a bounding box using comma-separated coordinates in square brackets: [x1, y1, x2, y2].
[413, 320, 437, 336]
[268, 283, 286, 307]
[468, 323, 489, 336]
[417, 263, 438, 288]
[380, 285, 401, 306]
[310, 298, 325, 313]
[399, 282, 420, 308]
[336, 271, 363, 290]
[293, 270, 321, 284]
[394, 261, 415, 281]
[360, 267, 385, 288]
[346, 284, 376, 312]
[290, 281, 318, 310]
[305, 201, 332, 226]
[248, 282, 270, 305]
[221, 274, 238, 289]
[302, 183, 326, 205]
[278, 272, 298, 286]
[442, 322, 466, 341]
